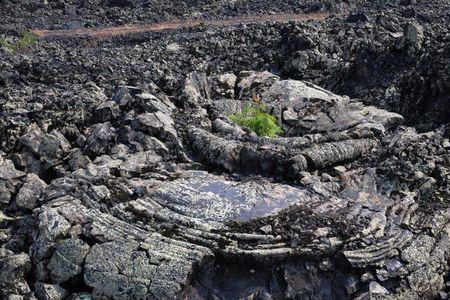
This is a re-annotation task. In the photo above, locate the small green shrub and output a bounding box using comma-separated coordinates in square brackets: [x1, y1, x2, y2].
[0, 32, 37, 52]
[0, 38, 15, 51]
[230, 104, 283, 137]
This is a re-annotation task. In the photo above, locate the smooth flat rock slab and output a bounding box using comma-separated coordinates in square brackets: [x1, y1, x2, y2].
[151, 170, 314, 223]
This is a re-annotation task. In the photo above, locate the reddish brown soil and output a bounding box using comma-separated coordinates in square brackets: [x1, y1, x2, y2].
[31, 13, 332, 39]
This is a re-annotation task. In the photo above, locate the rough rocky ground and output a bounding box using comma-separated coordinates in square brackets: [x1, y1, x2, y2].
[1, 0, 450, 299]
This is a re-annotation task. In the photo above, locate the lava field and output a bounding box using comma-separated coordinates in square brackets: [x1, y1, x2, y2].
[1, 0, 450, 299]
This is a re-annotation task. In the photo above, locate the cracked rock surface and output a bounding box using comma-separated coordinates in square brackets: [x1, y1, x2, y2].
[3, 69, 450, 299]
[1, 0, 450, 299]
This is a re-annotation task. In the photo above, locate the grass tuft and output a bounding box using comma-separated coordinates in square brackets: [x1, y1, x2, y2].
[0, 32, 37, 52]
[230, 104, 283, 137]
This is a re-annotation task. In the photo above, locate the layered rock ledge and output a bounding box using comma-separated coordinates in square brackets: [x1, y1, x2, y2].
[1, 71, 450, 299]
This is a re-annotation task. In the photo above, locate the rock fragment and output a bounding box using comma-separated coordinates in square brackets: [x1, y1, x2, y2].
[34, 283, 68, 300]
[15, 173, 47, 210]
[369, 281, 389, 296]
[0, 250, 31, 296]
[84, 122, 116, 157]
[47, 238, 90, 284]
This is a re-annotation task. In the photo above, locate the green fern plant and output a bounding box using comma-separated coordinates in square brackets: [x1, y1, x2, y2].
[230, 104, 283, 137]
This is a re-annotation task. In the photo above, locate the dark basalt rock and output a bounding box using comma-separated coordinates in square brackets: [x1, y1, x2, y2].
[47, 238, 90, 284]
[2, 69, 450, 299]
[1, 0, 450, 298]
[34, 282, 68, 300]
[0, 249, 32, 295]
[14, 173, 47, 210]
[106, 0, 136, 8]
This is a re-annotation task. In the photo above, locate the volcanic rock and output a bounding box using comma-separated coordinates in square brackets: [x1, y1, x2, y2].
[1, 1, 450, 298]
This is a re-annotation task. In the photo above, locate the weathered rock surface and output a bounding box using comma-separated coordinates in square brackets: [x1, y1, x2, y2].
[34, 282, 68, 300]
[1, 68, 450, 298]
[15, 174, 47, 210]
[0, 250, 31, 295]
[1, 0, 450, 298]
[48, 238, 90, 284]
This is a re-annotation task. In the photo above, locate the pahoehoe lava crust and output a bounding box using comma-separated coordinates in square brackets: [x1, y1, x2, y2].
[1, 0, 450, 299]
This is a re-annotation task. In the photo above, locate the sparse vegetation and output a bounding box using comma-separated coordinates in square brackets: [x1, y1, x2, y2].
[0, 32, 37, 52]
[230, 104, 283, 137]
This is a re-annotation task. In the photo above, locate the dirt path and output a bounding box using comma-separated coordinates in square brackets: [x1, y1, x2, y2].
[31, 13, 333, 39]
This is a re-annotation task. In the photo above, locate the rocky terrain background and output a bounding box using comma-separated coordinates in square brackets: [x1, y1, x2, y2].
[1, 0, 450, 299]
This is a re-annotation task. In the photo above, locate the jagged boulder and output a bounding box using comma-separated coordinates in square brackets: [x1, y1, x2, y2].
[84, 122, 116, 157]
[34, 282, 68, 300]
[47, 238, 90, 284]
[0, 250, 31, 296]
[15, 173, 47, 210]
